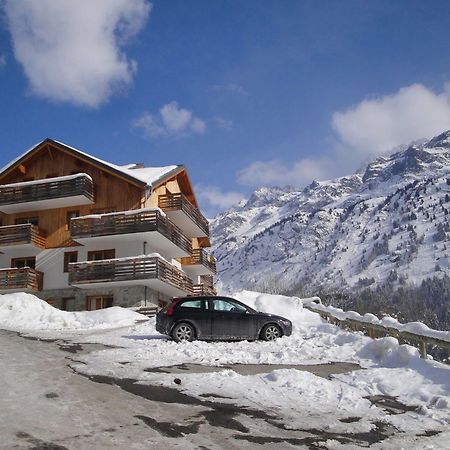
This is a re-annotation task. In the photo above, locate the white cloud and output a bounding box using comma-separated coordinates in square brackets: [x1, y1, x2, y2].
[332, 83, 450, 157]
[4, 0, 151, 108]
[214, 117, 233, 130]
[195, 185, 244, 216]
[132, 101, 206, 138]
[238, 83, 450, 189]
[0, 54, 6, 68]
[237, 157, 334, 188]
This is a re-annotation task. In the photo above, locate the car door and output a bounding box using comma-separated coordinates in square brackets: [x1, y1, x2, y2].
[174, 298, 211, 338]
[209, 297, 256, 339]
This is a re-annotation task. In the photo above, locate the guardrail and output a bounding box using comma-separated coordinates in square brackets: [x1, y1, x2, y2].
[303, 300, 450, 361]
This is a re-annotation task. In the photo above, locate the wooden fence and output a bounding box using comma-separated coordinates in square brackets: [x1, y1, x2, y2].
[304, 302, 450, 361]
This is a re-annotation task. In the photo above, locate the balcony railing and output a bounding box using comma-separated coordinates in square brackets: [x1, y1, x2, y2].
[0, 268, 43, 292]
[69, 256, 194, 295]
[192, 274, 216, 296]
[200, 274, 214, 288]
[192, 284, 217, 296]
[71, 209, 192, 256]
[158, 193, 209, 237]
[0, 224, 46, 249]
[179, 249, 216, 274]
[0, 174, 94, 213]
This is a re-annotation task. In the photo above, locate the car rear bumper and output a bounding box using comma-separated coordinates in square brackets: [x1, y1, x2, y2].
[156, 315, 172, 335]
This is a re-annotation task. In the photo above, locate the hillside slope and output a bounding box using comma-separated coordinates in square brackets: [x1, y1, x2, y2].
[212, 131, 450, 301]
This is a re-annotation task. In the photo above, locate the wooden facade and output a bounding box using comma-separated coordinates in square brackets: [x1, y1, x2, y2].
[0, 139, 215, 304]
[0, 142, 144, 248]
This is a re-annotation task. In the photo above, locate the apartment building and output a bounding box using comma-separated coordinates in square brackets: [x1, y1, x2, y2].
[0, 139, 216, 310]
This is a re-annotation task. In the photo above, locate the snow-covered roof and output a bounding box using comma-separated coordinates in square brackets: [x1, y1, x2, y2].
[0, 139, 182, 188]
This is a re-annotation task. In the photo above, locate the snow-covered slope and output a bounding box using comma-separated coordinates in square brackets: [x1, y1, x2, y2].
[212, 130, 450, 294]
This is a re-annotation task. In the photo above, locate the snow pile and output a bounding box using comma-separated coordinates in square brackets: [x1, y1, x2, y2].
[0, 292, 146, 331]
[232, 290, 306, 323]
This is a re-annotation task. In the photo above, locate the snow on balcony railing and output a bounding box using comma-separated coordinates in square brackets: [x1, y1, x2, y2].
[158, 193, 209, 236]
[303, 298, 450, 360]
[70, 209, 192, 256]
[68, 254, 194, 294]
[0, 173, 94, 206]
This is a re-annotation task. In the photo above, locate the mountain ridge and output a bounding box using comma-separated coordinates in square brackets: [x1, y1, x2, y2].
[211, 130, 450, 299]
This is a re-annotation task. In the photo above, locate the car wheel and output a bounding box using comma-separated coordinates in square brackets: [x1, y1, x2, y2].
[261, 323, 282, 341]
[172, 322, 195, 343]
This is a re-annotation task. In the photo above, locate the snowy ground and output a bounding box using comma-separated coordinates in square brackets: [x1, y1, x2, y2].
[1, 291, 450, 449]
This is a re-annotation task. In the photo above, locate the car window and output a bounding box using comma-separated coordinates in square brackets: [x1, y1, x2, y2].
[212, 298, 248, 313]
[179, 299, 204, 309]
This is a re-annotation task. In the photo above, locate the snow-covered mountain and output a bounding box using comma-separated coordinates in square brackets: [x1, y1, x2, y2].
[211, 130, 450, 294]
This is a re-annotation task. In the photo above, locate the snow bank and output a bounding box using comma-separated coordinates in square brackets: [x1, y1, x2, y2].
[358, 336, 420, 366]
[231, 290, 323, 327]
[0, 293, 146, 332]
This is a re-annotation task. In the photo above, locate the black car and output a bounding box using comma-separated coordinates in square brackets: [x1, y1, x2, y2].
[156, 296, 292, 342]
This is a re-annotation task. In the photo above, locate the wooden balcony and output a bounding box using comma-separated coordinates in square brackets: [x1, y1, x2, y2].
[0, 224, 46, 253]
[69, 255, 194, 297]
[0, 268, 43, 293]
[0, 173, 94, 213]
[178, 249, 216, 276]
[71, 209, 192, 257]
[192, 284, 217, 296]
[192, 274, 216, 296]
[158, 193, 209, 238]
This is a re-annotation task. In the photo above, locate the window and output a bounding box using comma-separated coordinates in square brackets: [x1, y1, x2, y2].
[11, 257, 36, 269]
[15, 217, 39, 226]
[211, 298, 248, 313]
[179, 299, 205, 309]
[86, 296, 113, 311]
[87, 249, 115, 261]
[63, 251, 78, 273]
[66, 210, 80, 230]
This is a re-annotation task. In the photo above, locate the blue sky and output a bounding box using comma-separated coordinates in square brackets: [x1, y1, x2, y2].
[1, 1, 450, 216]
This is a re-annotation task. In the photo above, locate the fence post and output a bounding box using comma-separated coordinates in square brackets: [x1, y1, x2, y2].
[419, 340, 427, 359]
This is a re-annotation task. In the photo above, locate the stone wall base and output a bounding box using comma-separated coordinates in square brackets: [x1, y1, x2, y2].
[34, 285, 171, 311]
